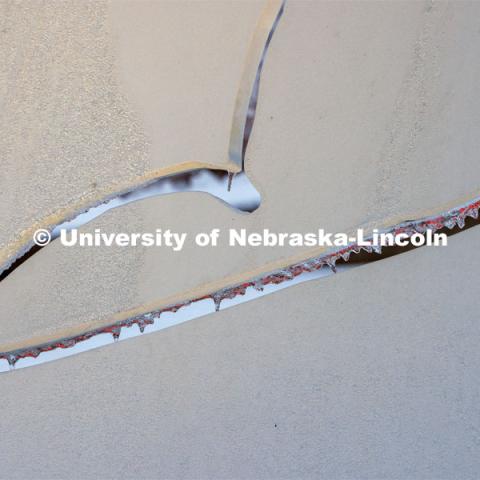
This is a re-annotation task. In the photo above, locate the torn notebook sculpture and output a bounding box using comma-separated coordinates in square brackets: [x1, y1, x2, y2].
[1, 1, 479, 479]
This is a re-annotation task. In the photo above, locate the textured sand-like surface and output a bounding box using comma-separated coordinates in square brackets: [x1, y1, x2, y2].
[2, 1, 480, 349]
[0, 0, 271, 270]
[1, 226, 479, 478]
[107, 0, 274, 171]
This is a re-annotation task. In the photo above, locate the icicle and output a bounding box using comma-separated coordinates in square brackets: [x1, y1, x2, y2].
[341, 251, 351, 262]
[7, 354, 17, 370]
[122, 320, 131, 330]
[444, 218, 456, 229]
[253, 280, 264, 291]
[29, 348, 41, 359]
[227, 172, 234, 192]
[212, 294, 222, 312]
[111, 327, 121, 342]
[326, 260, 337, 273]
[457, 215, 465, 229]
